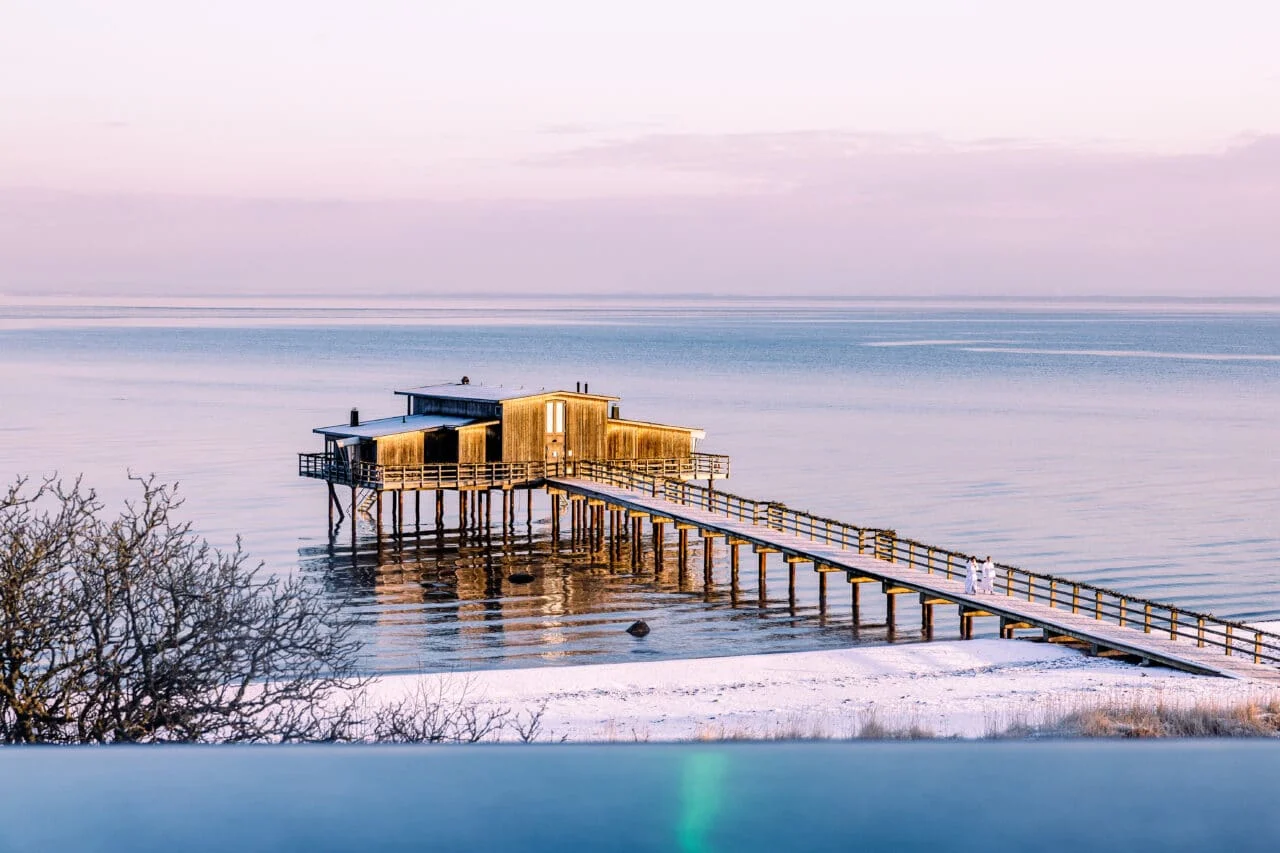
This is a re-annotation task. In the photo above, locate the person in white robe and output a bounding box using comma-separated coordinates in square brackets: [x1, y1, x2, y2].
[965, 557, 979, 595]
[982, 556, 996, 594]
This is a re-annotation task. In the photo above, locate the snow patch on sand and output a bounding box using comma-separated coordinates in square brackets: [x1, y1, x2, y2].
[364, 640, 1275, 740]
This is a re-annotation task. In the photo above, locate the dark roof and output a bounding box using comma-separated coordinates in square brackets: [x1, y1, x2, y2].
[394, 382, 618, 403]
[314, 414, 493, 440]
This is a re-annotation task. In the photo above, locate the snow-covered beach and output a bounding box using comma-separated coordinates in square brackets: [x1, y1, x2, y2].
[365, 633, 1280, 741]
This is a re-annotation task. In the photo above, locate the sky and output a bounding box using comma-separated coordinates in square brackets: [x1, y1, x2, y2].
[2, 1, 1278, 297]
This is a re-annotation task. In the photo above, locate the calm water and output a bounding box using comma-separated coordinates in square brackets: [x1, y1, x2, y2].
[2, 298, 1278, 673]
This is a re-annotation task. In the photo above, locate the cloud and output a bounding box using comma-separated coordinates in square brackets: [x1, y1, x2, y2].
[2, 133, 1277, 297]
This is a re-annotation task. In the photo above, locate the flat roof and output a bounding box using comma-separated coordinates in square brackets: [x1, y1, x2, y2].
[394, 382, 618, 402]
[314, 414, 488, 440]
[610, 417, 706, 440]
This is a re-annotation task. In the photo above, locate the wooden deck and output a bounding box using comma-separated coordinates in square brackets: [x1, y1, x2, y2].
[550, 474, 1280, 683]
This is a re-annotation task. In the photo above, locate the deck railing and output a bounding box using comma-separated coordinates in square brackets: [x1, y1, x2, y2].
[572, 462, 1280, 670]
[299, 452, 729, 491]
[299, 453, 555, 489]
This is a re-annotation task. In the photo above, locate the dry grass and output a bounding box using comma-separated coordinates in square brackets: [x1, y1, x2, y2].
[691, 708, 937, 742]
[992, 691, 1280, 738]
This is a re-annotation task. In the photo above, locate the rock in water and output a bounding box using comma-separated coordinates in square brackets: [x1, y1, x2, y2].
[626, 620, 650, 637]
[507, 572, 536, 585]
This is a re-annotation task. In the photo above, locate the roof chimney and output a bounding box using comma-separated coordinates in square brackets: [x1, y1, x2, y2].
[576, 381, 581, 393]
[584, 382, 589, 394]
[350, 408, 360, 427]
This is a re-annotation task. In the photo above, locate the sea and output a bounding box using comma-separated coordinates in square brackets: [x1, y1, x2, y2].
[2, 296, 1278, 674]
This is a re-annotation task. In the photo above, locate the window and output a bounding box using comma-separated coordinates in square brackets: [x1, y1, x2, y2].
[545, 400, 565, 434]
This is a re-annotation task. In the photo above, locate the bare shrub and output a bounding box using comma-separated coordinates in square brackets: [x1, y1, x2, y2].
[355, 678, 566, 743]
[366, 676, 514, 743]
[511, 700, 564, 743]
[0, 476, 365, 743]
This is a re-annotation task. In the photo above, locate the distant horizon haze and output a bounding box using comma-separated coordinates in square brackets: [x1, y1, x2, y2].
[3, 133, 1276, 299]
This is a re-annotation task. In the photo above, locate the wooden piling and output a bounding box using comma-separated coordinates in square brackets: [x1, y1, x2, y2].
[758, 551, 768, 607]
[551, 493, 561, 544]
[349, 485, 357, 550]
[703, 536, 714, 590]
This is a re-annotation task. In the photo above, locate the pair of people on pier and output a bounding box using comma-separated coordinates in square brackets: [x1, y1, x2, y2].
[965, 556, 996, 595]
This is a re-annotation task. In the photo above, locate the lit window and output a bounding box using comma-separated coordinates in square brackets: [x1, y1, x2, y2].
[545, 400, 565, 434]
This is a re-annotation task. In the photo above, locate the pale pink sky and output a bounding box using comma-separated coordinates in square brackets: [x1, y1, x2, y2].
[2, 1, 1278, 296]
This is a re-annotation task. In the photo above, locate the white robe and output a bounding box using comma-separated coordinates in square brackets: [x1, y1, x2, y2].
[965, 559, 978, 595]
[982, 559, 996, 594]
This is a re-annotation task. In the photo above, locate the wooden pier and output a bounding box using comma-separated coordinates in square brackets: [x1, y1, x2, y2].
[547, 462, 1280, 682]
[301, 381, 1280, 682]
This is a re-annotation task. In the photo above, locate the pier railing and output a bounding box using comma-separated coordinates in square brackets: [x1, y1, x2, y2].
[573, 462, 1280, 670]
[299, 452, 728, 491]
[599, 453, 730, 481]
[879, 535, 1280, 667]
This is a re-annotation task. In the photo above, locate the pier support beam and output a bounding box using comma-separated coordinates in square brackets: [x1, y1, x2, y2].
[632, 516, 643, 566]
[652, 520, 664, 570]
[702, 533, 715, 593]
[551, 493, 561, 545]
[757, 551, 768, 608]
[730, 543, 740, 602]
[350, 485, 357, 551]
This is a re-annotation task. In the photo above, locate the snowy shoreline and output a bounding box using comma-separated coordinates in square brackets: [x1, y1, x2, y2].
[363, 635, 1280, 741]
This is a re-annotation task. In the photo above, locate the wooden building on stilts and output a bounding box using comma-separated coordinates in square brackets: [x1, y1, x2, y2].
[298, 378, 729, 545]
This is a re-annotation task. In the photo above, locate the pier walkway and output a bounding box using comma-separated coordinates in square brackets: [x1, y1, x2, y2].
[550, 464, 1280, 682]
